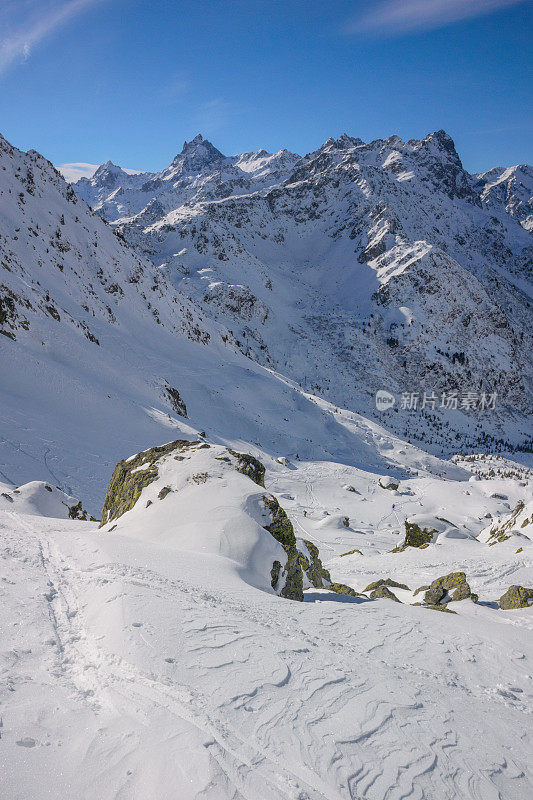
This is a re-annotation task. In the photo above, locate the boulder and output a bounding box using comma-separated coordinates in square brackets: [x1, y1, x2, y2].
[378, 476, 399, 490]
[327, 582, 364, 597]
[393, 520, 436, 552]
[364, 578, 410, 592]
[499, 585, 533, 610]
[416, 572, 478, 607]
[369, 586, 401, 602]
[339, 548, 363, 557]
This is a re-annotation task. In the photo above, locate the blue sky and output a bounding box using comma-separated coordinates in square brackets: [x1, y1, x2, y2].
[1, 0, 531, 175]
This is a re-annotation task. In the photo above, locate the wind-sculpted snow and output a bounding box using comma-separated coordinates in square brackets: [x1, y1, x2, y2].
[73, 130, 533, 452]
[1, 127, 533, 800]
[1, 449, 532, 799]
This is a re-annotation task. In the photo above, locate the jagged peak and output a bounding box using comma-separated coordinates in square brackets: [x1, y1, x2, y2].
[93, 160, 125, 178]
[171, 134, 225, 167]
[384, 134, 404, 147]
[337, 132, 364, 146]
[313, 133, 365, 157]
[421, 129, 458, 155]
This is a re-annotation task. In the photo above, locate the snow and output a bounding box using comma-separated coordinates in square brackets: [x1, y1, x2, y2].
[0, 449, 532, 799]
[57, 163, 143, 182]
[70, 130, 532, 452]
[0, 480, 81, 518]
[474, 163, 533, 231]
[1, 128, 532, 798]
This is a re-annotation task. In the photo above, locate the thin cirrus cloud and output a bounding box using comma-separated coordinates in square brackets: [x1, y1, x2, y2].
[56, 162, 143, 181]
[0, 0, 106, 78]
[346, 0, 528, 36]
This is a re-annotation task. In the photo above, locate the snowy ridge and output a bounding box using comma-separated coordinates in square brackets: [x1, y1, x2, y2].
[2, 130, 461, 510]
[0, 129, 532, 800]
[73, 130, 533, 451]
[474, 163, 533, 232]
[75, 133, 300, 222]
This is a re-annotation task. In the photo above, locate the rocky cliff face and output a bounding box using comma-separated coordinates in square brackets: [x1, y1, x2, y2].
[0, 132, 212, 348]
[73, 130, 533, 452]
[474, 164, 533, 233]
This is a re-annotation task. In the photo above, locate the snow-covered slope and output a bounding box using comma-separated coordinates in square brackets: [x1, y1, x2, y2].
[73, 131, 533, 452]
[1, 434, 531, 800]
[474, 164, 533, 232]
[0, 479, 86, 519]
[1, 129, 533, 800]
[2, 131, 464, 512]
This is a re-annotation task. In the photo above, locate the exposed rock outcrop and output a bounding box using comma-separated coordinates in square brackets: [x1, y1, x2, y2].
[364, 578, 410, 592]
[393, 520, 437, 552]
[230, 451, 266, 487]
[499, 585, 533, 609]
[100, 439, 199, 525]
[100, 439, 355, 604]
[414, 572, 478, 608]
[369, 586, 401, 602]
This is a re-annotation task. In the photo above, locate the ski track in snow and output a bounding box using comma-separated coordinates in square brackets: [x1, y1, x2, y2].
[1, 508, 531, 800]
[0, 130, 532, 799]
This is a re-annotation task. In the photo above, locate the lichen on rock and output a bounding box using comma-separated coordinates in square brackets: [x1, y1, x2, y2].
[415, 571, 478, 608]
[364, 578, 410, 592]
[369, 586, 401, 602]
[298, 539, 332, 588]
[262, 495, 304, 601]
[230, 451, 266, 487]
[327, 582, 364, 597]
[499, 585, 533, 610]
[393, 520, 437, 552]
[423, 604, 457, 614]
[262, 496, 358, 601]
[100, 439, 199, 526]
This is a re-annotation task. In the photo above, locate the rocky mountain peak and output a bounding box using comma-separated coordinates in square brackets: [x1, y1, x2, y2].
[170, 133, 225, 171]
[420, 129, 461, 161]
[319, 133, 364, 153]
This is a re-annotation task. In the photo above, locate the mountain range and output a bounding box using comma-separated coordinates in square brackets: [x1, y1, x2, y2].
[1, 128, 533, 799]
[73, 131, 533, 453]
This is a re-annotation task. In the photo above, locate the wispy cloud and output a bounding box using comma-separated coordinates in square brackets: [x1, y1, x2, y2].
[56, 161, 100, 181]
[0, 0, 106, 78]
[57, 161, 143, 181]
[346, 0, 527, 36]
